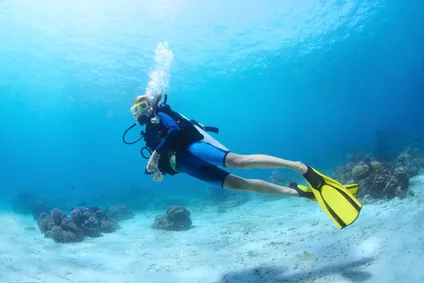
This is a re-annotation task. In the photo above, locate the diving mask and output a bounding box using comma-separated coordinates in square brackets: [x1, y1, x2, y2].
[130, 101, 150, 119]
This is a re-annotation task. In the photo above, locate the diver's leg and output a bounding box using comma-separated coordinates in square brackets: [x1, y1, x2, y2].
[223, 174, 298, 196]
[184, 142, 307, 176]
[224, 153, 308, 174]
[176, 150, 300, 196]
[176, 149, 231, 188]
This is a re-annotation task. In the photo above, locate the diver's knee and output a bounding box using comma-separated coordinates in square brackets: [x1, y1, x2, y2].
[225, 153, 251, 169]
[223, 174, 248, 191]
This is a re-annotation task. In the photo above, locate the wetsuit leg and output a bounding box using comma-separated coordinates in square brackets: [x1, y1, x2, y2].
[176, 148, 230, 188]
[185, 142, 231, 167]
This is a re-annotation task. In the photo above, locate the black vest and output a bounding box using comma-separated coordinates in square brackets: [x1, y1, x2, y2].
[143, 105, 204, 175]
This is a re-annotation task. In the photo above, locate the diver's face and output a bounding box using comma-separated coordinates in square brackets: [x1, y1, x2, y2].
[130, 99, 151, 120]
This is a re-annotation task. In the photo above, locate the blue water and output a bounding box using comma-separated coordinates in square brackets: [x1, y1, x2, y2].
[0, 0, 423, 279]
[0, 0, 424, 282]
[1, 1, 423, 199]
[1, 0, 423, 206]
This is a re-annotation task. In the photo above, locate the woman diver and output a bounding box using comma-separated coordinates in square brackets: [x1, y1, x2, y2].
[126, 89, 362, 229]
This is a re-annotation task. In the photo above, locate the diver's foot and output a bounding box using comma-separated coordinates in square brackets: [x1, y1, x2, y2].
[289, 182, 314, 199]
[302, 164, 325, 189]
[298, 162, 308, 174]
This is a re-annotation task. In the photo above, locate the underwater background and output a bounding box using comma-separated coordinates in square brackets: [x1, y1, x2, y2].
[1, 0, 423, 205]
[1, 0, 424, 282]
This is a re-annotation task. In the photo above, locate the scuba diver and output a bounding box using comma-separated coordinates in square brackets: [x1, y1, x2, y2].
[123, 89, 362, 229]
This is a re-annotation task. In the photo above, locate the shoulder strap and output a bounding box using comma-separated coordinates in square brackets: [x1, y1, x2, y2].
[157, 94, 220, 134]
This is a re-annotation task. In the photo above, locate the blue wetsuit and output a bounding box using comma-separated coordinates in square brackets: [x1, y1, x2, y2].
[146, 112, 231, 187]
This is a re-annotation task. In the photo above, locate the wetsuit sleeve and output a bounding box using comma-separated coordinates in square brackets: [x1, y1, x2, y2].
[155, 112, 181, 154]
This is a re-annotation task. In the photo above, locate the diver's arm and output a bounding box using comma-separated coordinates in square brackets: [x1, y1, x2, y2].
[146, 112, 181, 173]
[154, 112, 181, 155]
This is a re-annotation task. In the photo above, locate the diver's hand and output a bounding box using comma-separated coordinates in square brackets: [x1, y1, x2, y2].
[153, 171, 164, 182]
[147, 151, 160, 173]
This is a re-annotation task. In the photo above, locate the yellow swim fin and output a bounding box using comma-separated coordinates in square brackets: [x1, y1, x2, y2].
[301, 165, 362, 229]
[290, 182, 359, 201]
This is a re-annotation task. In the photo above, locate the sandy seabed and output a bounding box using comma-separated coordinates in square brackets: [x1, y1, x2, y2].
[1, 175, 424, 283]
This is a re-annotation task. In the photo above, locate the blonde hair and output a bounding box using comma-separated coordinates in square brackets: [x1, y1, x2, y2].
[132, 94, 151, 106]
[132, 92, 163, 109]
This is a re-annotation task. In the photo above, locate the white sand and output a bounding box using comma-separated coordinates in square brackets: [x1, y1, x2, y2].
[1, 175, 424, 283]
